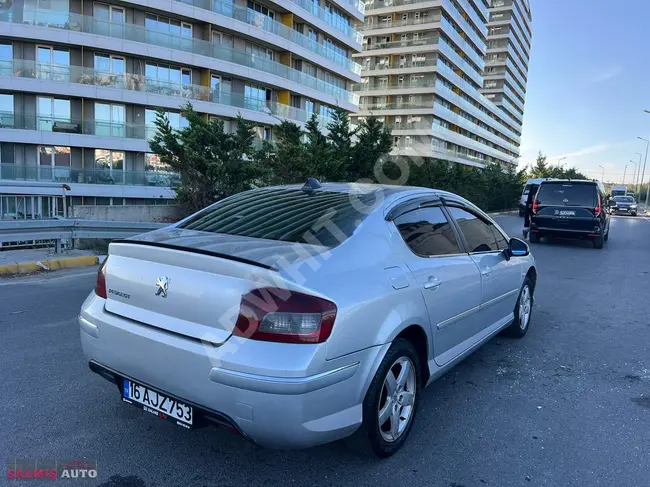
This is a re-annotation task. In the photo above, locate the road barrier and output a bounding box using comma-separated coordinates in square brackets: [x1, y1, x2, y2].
[0, 219, 166, 252]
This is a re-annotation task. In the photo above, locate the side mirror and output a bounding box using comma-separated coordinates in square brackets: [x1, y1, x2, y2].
[509, 237, 530, 257]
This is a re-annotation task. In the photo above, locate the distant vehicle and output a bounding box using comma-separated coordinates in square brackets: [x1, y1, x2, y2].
[80, 182, 537, 457]
[610, 185, 628, 197]
[608, 195, 638, 216]
[520, 178, 554, 216]
[530, 179, 610, 249]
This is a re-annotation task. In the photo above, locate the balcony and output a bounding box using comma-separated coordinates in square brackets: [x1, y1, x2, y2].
[364, 36, 438, 52]
[430, 123, 517, 163]
[437, 38, 483, 86]
[497, 95, 523, 123]
[353, 78, 436, 92]
[0, 60, 333, 127]
[277, 0, 363, 43]
[440, 16, 485, 71]
[435, 82, 520, 142]
[0, 163, 180, 187]
[502, 83, 525, 112]
[4, 6, 358, 105]
[436, 62, 521, 130]
[433, 103, 519, 153]
[175, 0, 362, 66]
[358, 100, 434, 111]
[453, 0, 488, 36]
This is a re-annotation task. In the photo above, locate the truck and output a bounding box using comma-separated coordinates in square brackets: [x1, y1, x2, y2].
[610, 185, 628, 197]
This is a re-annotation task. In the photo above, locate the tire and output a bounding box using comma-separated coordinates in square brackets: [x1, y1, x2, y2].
[529, 232, 540, 244]
[503, 277, 534, 338]
[604, 229, 609, 241]
[593, 235, 604, 249]
[631, 212, 637, 217]
[348, 338, 421, 458]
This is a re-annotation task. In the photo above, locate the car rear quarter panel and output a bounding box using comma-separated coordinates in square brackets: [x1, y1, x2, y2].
[285, 212, 432, 362]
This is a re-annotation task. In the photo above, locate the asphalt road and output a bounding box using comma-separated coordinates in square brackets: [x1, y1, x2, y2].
[1, 215, 649, 487]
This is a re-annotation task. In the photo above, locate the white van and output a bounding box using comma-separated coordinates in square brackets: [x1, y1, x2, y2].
[519, 178, 555, 216]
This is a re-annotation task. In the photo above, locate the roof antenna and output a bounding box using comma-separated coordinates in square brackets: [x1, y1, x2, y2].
[302, 177, 322, 193]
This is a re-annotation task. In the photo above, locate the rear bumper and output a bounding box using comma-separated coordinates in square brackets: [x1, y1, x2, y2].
[79, 293, 387, 450]
[530, 226, 601, 239]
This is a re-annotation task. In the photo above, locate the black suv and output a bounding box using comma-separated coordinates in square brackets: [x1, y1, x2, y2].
[530, 179, 610, 249]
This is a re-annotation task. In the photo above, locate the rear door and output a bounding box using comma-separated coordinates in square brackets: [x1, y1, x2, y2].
[446, 206, 522, 329]
[533, 182, 599, 231]
[392, 205, 483, 365]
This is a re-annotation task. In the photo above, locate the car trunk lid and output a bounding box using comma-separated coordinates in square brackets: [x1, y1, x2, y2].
[103, 229, 330, 345]
[533, 182, 599, 231]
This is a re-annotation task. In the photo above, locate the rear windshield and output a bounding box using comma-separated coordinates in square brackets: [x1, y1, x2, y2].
[537, 183, 597, 207]
[523, 184, 531, 195]
[178, 188, 376, 247]
[613, 196, 634, 203]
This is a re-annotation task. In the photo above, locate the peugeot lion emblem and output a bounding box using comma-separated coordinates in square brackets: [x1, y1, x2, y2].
[155, 276, 170, 298]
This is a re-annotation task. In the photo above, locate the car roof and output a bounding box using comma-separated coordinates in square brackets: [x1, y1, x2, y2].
[539, 179, 598, 184]
[263, 182, 437, 206]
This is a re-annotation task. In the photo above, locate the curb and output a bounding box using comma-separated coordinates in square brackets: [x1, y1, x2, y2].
[0, 255, 99, 277]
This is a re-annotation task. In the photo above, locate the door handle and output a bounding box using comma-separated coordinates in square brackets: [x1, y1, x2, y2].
[423, 277, 441, 290]
[481, 267, 491, 277]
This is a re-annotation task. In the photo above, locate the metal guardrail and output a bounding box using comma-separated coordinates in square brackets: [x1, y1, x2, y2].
[0, 219, 166, 252]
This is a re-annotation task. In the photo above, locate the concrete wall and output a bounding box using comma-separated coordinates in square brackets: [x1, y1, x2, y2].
[71, 204, 184, 222]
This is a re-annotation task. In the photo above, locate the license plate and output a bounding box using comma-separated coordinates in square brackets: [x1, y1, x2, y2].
[559, 210, 575, 216]
[122, 379, 193, 429]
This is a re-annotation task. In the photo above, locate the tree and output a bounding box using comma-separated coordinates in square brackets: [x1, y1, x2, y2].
[326, 108, 356, 181]
[304, 114, 330, 180]
[349, 116, 393, 181]
[263, 120, 308, 185]
[149, 103, 260, 213]
[529, 151, 549, 178]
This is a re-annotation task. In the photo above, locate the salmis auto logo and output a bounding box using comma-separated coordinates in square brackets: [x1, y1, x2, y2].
[60, 460, 98, 480]
[6, 459, 98, 480]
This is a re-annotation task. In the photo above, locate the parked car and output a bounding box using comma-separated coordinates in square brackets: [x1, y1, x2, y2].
[529, 179, 610, 248]
[79, 182, 537, 457]
[608, 195, 638, 216]
[519, 178, 555, 216]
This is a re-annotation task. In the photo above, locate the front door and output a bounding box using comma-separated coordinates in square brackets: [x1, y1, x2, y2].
[392, 205, 483, 366]
[446, 206, 522, 328]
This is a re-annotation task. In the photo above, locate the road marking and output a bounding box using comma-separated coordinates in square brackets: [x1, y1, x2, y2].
[0, 269, 97, 286]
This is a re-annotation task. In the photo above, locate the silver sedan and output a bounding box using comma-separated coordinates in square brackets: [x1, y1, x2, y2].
[79, 182, 536, 457]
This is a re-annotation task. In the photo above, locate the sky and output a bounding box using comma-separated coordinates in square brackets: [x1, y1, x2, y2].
[519, 0, 650, 184]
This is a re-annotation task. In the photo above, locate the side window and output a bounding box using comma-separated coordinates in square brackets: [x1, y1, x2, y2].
[447, 207, 498, 253]
[491, 226, 508, 250]
[394, 206, 461, 256]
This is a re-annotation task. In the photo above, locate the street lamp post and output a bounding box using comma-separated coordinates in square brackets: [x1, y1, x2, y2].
[629, 160, 638, 189]
[635, 152, 643, 192]
[598, 164, 604, 182]
[637, 137, 649, 203]
[557, 156, 567, 167]
[623, 164, 628, 184]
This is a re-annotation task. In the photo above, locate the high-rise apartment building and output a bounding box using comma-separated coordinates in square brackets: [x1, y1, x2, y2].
[0, 0, 363, 217]
[481, 0, 531, 131]
[354, 0, 531, 168]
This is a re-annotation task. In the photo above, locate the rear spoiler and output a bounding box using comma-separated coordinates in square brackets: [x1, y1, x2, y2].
[110, 239, 278, 272]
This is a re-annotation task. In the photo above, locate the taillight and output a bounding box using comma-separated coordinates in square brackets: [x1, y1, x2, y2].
[233, 287, 337, 344]
[532, 200, 539, 214]
[95, 258, 107, 298]
[594, 194, 601, 217]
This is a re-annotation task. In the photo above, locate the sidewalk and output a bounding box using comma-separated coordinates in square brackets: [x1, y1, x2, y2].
[0, 248, 99, 276]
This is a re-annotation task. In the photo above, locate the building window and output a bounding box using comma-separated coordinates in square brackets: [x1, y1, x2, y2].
[319, 104, 335, 120]
[36, 45, 69, 81]
[210, 74, 232, 103]
[94, 102, 125, 137]
[94, 149, 125, 184]
[145, 109, 188, 139]
[212, 30, 234, 48]
[324, 38, 347, 58]
[144, 153, 175, 186]
[94, 53, 125, 74]
[145, 62, 192, 92]
[305, 99, 315, 113]
[245, 83, 270, 110]
[254, 126, 272, 140]
[94, 2, 125, 24]
[246, 42, 274, 61]
[248, 1, 275, 19]
[38, 146, 71, 181]
[290, 94, 301, 109]
[0, 42, 12, 64]
[0, 94, 14, 128]
[145, 13, 192, 37]
[37, 97, 70, 131]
